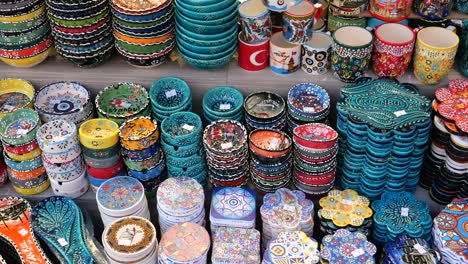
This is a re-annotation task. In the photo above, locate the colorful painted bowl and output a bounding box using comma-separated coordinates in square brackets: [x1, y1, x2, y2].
[3, 149, 43, 171]
[244, 91, 285, 122]
[79, 118, 120, 150]
[288, 83, 330, 117]
[203, 120, 247, 155]
[160, 111, 202, 147]
[0, 46, 52, 67]
[87, 158, 125, 179]
[4, 146, 41, 162]
[36, 119, 78, 154]
[175, 0, 238, 20]
[178, 0, 233, 12]
[0, 78, 35, 118]
[149, 77, 191, 111]
[175, 7, 237, 26]
[0, 108, 40, 146]
[116, 35, 174, 55]
[293, 123, 338, 149]
[121, 142, 160, 161]
[176, 24, 237, 47]
[249, 129, 292, 158]
[202, 86, 244, 118]
[176, 15, 237, 35]
[119, 116, 159, 151]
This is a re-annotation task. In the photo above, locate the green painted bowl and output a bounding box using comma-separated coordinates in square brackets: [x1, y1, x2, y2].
[116, 36, 174, 55]
[0, 29, 50, 50]
[0, 109, 40, 145]
[0, 14, 47, 33]
[49, 8, 109, 28]
[0, 20, 50, 47]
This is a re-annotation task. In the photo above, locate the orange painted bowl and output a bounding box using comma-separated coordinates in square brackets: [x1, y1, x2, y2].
[119, 116, 159, 151]
[249, 129, 292, 158]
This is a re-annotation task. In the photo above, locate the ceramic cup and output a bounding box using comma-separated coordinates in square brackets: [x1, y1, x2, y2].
[369, 0, 413, 22]
[328, 0, 368, 17]
[414, 0, 454, 20]
[331, 26, 373, 82]
[264, 0, 303, 12]
[239, 0, 272, 44]
[327, 12, 367, 32]
[282, 1, 323, 44]
[269, 32, 301, 74]
[301, 32, 333, 75]
[413, 27, 459, 84]
[239, 33, 270, 71]
[372, 23, 415, 78]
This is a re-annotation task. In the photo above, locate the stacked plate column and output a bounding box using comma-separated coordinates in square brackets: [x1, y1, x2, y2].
[149, 77, 192, 123]
[37, 120, 88, 199]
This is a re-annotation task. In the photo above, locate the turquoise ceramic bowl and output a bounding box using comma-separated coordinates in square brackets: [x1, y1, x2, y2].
[176, 34, 237, 55]
[161, 111, 203, 147]
[175, 8, 238, 26]
[161, 137, 202, 158]
[176, 24, 237, 47]
[176, 16, 237, 34]
[166, 151, 205, 168]
[204, 107, 243, 122]
[177, 0, 234, 12]
[175, 21, 238, 41]
[149, 77, 192, 112]
[167, 162, 206, 177]
[177, 38, 237, 60]
[151, 101, 192, 117]
[180, 48, 236, 69]
[202, 86, 244, 118]
[175, 0, 238, 20]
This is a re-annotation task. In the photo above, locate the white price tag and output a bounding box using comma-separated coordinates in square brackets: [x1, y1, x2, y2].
[165, 89, 177, 98]
[3, 104, 15, 111]
[341, 199, 355, 206]
[269, 138, 280, 148]
[221, 142, 233, 149]
[401, 207, 409, 216]
[18, 228, 28, 236]
[17, 129, 29, 135]
[57, 238, 68, 247]
[352, 248, 365, 257]
[118, 239, 132, 246]
[303, 107, 316, 113]
[121, 102, 132, 108]
[182, 124, 194, 131]
[394, 110, 407, 117]
[413, 243, 427, 254]
[219, 104, 231, 110]
[283, 204, 295, 212]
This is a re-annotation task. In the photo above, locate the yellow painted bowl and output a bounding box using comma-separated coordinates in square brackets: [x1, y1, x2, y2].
[119, 116, 159, 151]
[0, 78, 35, 118]
[0, 46, 52, 68]
[5, 147, 41, 161]
[0, 5, 46, 23]
[12, 178, 50, 195]
[79, 118, 120, 149]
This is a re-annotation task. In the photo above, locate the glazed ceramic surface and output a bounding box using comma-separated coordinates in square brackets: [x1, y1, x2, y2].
[203, 120, 247, 154]
[95, 83, 149, 120]
[320, 229, 377, 263]
[369, 0, 413, 21]
[282, 1, 323, 44]
[414, 0, 454, 20]
[269, 32, 301, 74]
[239, 0, 271, 44]
[301, 32, 333, 75]
[211, 227, 260, 264]
[79, 118, 120, 150]
[0, 79, 35, 118]
[265, 231, 320, 264]
[36, 119, 78, 154]
[238, 33, 269, 71]
[97, 176, 145, 215]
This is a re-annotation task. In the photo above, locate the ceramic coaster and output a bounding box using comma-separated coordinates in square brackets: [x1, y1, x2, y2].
[320, 229, 377, 263]
[383, 235, 440, 264]
[265, 231, 320, 264]
[211, 227, 260, 264]
[30, 196, 94, 264]
[210, 187, 256, 230]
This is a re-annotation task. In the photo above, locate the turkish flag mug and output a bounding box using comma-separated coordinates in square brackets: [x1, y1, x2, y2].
[238, 33, 269, 71]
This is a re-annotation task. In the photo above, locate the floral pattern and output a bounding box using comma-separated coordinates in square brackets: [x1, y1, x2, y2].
[97, 177, 144, 211]
[373, 36, 414, 77]
[320, 229, 376, 264]
[283, 15, 314, 44]
[434, 79, 468, 134]
[240, 14, 271, 43]
[331, 43, 373, 82]
[212, 227, 260, 264]
[266, 231, 320, 264]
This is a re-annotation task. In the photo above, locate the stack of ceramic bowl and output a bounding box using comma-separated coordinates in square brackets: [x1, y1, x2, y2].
[210, 187, 256, 233]
[120, 117, 164, 195]
[0, 0, 52, 68]
[383, 235, 440, 264]
[260, 188, 314, 249]
[244, 91, 286, 132]
[318, 189, 373, 236]
[95, 83, 150, 125]
[37, 120, 88, 199]
[371, 191, 432, 244]
[175, 0, 238, 69]
[34, 82, 94, 126]
[203, 120, 249, 187]
[111, 0, 175, 68]
[0, 79, 35, 119]
[160, 112, 206, 185]
[249, 129, 292, 193]
[320, 229, 377, 263]
[433, 198, 467, 264]
[0, 109, 50, 195]
[97, 176, 149, 227]
[293, 123, 338, 196]
[287, 83, 331, 134]
[0, 154, 6, 186]
[337, 78, 431, 200]
[263, 231, 320, 264]
[212, 227, 261, 264]
[159, 222, 210, 264]
[79, 118, 125, 192]
[149, 77, 192, 123]
[46, 0, 114, 67]
[156, 177, 205, 234]
[202, 86, 244, 124]
[103, 216, 158, 264]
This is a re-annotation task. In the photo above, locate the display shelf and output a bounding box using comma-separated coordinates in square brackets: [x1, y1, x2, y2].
[360, 10, 468, 20]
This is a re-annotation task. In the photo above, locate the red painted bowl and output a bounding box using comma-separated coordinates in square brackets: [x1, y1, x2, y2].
[293, 123, 338, 149]
[249, 129, 291, 159]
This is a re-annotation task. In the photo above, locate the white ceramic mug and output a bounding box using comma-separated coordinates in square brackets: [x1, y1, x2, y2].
[301, 32, 333, 74]
[269, 31, 301, 74]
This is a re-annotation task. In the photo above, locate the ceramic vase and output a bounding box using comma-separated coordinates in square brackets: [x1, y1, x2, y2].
[301, 32, 333, 75]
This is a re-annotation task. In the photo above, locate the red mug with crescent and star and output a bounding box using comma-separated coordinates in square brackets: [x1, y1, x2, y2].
[239, 32, 270, 71]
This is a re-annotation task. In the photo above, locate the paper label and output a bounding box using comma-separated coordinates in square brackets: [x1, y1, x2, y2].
[394, 110, 407, 117]
[182, 124, 194, 131]
[401, 207, 409, 216]
[303, 107, 316, 113]
[165, 89, 177, 98]
[269, 138, 280, 148]
[18, 228, 28, 236]
[57, 238, 68, 247]
[3, 104, 15, 111]
[341, 199, 355, 206]
[352, 248, 365, 257]
[121, 102, 132, 108]
[283, 204, 295, 212]
[414, 243, 427, 254]
[118, 239, 132, 246]
[219, 104, 231, 110]
[50, 99, 61, 105]
[17, 129, 29, 135]
[221, 142, 233, 149]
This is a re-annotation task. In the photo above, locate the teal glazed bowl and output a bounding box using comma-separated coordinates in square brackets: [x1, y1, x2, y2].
[177, 0, 234, 12]
[202, 86, 244, 118]
[161, 137, 203, 158]
[177, 38, 237, 60]
[149, 77, 192, 111]
[174, 8, 238, 26]
[175, 16, 237, 35]
[176, 24, 237, 47]
[180, 47, 236, 70]
[175, 21, 238, 41]
[161, 111, 203, 147]
[175, 0, 238, 20]
[176, 32, 236, 54]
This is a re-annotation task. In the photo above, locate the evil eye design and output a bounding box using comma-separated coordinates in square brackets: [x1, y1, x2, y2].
[306, 58, 314, 65]
[315, 51, 327, 61]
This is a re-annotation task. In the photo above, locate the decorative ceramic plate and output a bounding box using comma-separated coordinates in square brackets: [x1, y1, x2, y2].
[97, 176, 145, 215]
[268, 231, 320, 264]
[210, 187, 256, 225]
[212, 227, 260, 264]
[321, 229, 376, 264]
[157, 177, 204, 216]
[383, 235, 439, 264]
[35, 82, 90, 116]
[96, 82, 149, 118]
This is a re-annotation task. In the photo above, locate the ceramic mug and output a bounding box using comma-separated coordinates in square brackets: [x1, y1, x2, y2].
[327, 12, 367, 32]
[269, 31, 301, 74]
[264, 0, 303, 12]
[413, 27, 459, 84]
[239, 33, 270, 71]
[372, 23, 415, 78]
[239, 0, 272, 44]
[414, 0, 454, 20]
[301, 32, 333, 74]
[369, 0, 413, 22]
[331, 26, 374, 82]
[282, 1, 323, 44]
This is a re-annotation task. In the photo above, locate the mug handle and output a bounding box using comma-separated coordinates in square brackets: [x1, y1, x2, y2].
[313, 3, 323, 22]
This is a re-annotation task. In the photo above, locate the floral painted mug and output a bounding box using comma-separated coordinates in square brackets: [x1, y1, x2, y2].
[369, 0, 413, 22]
[413, 27, 459, 84]
[240, 0, 272, 44]
[301, 32, 333, 74]
[282, 1, 323, 44]
[270, 31, 301, 74]
[372, 23, 415, 78]
[331, 26, 373, 82]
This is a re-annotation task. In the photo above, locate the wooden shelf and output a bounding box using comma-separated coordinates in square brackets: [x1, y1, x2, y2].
[360, 10, 468, 20]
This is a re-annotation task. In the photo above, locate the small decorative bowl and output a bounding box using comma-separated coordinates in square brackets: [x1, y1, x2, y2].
[79, 118, 120, 150]
[177, 37, 237, 59]
[115, 35, 174, 55]
[0, 109, 40, 146]
[36, 119, 78, 154]
[0, 45, 52, 68]
[0, 78, 35, 118]
[34, 82, 92, 124]
[166, 150, 205, 168]
[179, 47, 236, 70]
[176, 24, 237, 47]
[119, 116, 159, 151]
[161, 138, 202, 158]
[83, 154, 121, 169]
[2, 138, 39, 155]
[149, 77, 191, 111]
[95, 82, 149, 123]
[160, 111, 202, 147]
[87, 158, 125, 179]
[203, 120, 247, 155]
[3, 150, 43, 171]
[176, 16, 237, 35]
[178, 0, 233, 12]
[4, 147, 41, 161]
[293, 123, 338, 150]
[249, 129, 292, 159]
[41, 143, 82, 164]
[288, 83, 330, 117]
[175, 0, 238, 21]
[123, 148, 162, 171]
[121, 142, 160, 161]
[175, 21, 237, 41]
[244, 91, 286, 122]
[175, 7, 238, 26]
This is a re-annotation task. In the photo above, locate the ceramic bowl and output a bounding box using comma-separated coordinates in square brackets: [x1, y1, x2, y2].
[123, 149, 162, 171]
[175, 21, 236, 41]
[112, 0, 171, 13]
[288, 83, 330, 117]
[115, 32, 174, 54]
[161, 111, 202, 147]
[41, 143, 82, 163]
[0, 14, 46, 33]
[119, 116, 159, 151]
[0, 45, 52, 67]
[0, 19, 50, 47]
[87, 158, 125, 179]
[79, 118, 120, 150]
[167, 161, 206, 177]
[177, 31, 236, 53]
[121, 142, 160, 161]
[244, 91, 285, 122]
[202, 86, 244, 118]
[174, 7, 237, 26]
[203, 120, 247, 155]
[49, 8, 109, 28]
[112, 8, 172, 29]
[175, 0, 237, 20]
[0, 78, 35, 118]
[161, 137, 202, 158]
[177, 0, 234, 12]
[111, 2, 172, 23]
[176, 24, 236, 47]
[113, 16, 173, 36]
[83, 152, 121, 168]
[0, 108, 40, 146]
[166, 151, 205, 168]
[176, 16, 237, 35]
[180, 47, 235, 70]
[3, 150, 43, 171]
[177, 38, 236, 60]
[149, 77, 191, 111]
[293, 123, 338, 149]
[36, 119, 78, 154]
[249, 129, 292, 158]
[204, 107, 243, 122]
